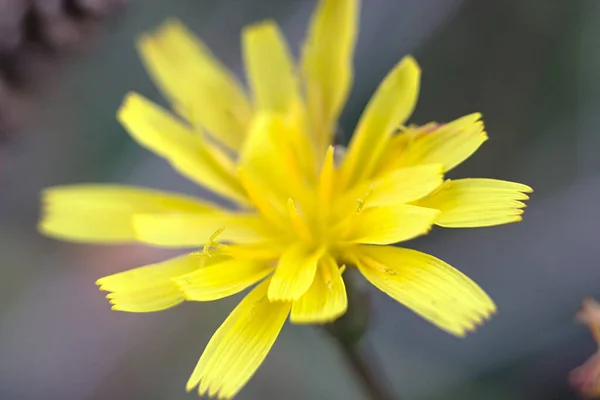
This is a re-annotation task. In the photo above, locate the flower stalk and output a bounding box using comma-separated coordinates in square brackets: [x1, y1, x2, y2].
[326, 270, 398, 400]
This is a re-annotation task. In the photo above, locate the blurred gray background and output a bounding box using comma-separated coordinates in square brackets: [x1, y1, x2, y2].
[1, 0, 598, 399]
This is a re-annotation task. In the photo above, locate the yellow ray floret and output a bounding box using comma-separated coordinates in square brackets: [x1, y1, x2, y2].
[132, 212, 275, 248]
[416, 178, 533, 227]
[341, 55, 420, 188]
[186, 279, 290, 399]
[137, 19, 251, 150]
[268, 245, 325, 301]
[118, 93, 249, 205]
[302, 0, 358, 151]
[39, 185, 216, 243]
[98, 254, 201, 312]
[351, 245, 496, 337]
[291, 255, 348, 323]
[343, 204, 440, 245]
[174, 258, 274, 302]
[378, 113, 488, 174]
[243, 22, 300, 114]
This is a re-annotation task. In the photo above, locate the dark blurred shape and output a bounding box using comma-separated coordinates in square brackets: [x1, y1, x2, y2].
[0, 0, 128, 139]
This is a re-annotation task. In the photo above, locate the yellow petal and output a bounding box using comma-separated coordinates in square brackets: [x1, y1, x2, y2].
[287, 199, 313, 243]
[268, 245, 324, 301]
[343, 204, 439, 245]
[219, 242, 286, 261]
[341, 56, 421, 189]
[416, 178, 532, 228]
[243, 21, 299, 113]
[238, 168, 288, 229]
[317, 146, 336, 209]
[187, 279, 290, 399]
[133, 213, 276, 247]
[97, 254, 203, 312]
[118, 92, 249, 205]
[39, 185, 215, 243]
[238, 112, 314, 218]
[352, 245, 496, 336]
[291, 254, 347, 324]
[340, 164, 444, 209]
[137, 19, 251, 150]
[379, 113, 488, 174]
[175, 258, 274, 301]
[301, 0, 358, 151]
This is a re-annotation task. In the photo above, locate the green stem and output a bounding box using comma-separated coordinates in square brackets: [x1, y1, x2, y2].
[325, 270, 398, 400]
[339, 340, 396, 400]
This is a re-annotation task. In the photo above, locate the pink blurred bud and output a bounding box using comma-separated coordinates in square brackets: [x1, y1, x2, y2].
[571, 298, 600, 397]
[570, 353, 600, 398]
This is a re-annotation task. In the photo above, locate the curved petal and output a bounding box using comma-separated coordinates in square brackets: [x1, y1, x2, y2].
[291, 255, 347, 324]
[39, 185, 216, 243]
[118, 93, 249, 205]
[343, 204, 439, 245]
[243, 21, 299, 113]
[415, 178, 532, 228]
[301, 0, 358, 151]
[137, 19, 251, 150]
[268, 245, 323, 301]
[341, 56, 421, 189]
[352, 245, 496, 336]
[133, 213, 276, 247]
[187, 279, 290, 399]
[379, 113, 488, 174]
[97, 254, 204, 312]
[174, 258, 274, 301]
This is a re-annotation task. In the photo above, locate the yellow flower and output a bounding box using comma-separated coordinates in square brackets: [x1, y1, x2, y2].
[39, 0, 532, 398]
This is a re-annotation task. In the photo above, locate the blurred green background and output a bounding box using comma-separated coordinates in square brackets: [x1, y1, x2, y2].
[1, 0, 599, 399]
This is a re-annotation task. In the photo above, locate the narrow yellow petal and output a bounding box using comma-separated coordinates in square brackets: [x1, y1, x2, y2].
[291, 254, 347, 324]
[238, 113, 313, 213]
[415, 178, 532, 228]
[341, 56, 421, 188]
[243, 21, 299, 113]
[340, 164, 444, 209]
[133, 213, 276, 247]
[268, 245, 324, 301]
[353, 245, 496, 336]
[137, 19, 251, 150]
[238, 168, 288, 229]
[317, 146, 336, 218]
[118, 93, 249, 205]
[39, 185, 215, 243]
[97, 254, 202, 312]
[287, 199, 313, 243]
[175, 258, 274, 302]
[219, 242, 285, 262]
[187, 279, 290, 399]
[344, 204, 439, 245]
[379, 113, 488, 174]
[301, 0, 359, 151]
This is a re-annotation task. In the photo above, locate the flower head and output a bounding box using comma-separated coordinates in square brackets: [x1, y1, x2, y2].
[39, 0, 532, 398]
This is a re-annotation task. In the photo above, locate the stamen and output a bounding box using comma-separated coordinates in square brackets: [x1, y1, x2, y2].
[354, 187, 373, 214]
[190, 226, 226, 267]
